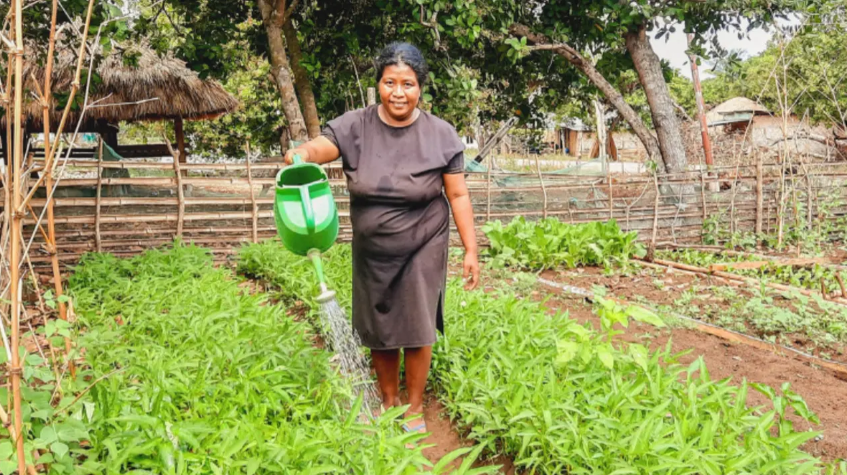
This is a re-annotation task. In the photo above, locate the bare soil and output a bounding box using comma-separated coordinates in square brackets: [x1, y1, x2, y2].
[545, 264, 847, 364]
[538, 268, 847, 462]
[421, 394, 517, 473]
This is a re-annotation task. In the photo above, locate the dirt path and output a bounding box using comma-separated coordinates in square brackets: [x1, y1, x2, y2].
[538, 270, 847, 461]
[421, 394, 517, 473]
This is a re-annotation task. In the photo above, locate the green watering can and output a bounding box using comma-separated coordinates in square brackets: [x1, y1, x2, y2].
[273, 154, 339, 302]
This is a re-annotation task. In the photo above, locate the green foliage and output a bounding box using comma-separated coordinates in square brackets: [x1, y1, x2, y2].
[482, 217, 644, 270]
[237, 241, 842, 474]
[435, 283, 831, 473]
[66, 243, 444, 473]
[0, 346, 91, 474]
[702, 17, 847, 128]
[237, 241, 354, 322]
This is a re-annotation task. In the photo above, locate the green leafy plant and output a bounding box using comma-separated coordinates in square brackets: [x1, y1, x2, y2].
[65, 243, 493, 474]
[238, 241, 844, 473]
[482, 217, 644, 270]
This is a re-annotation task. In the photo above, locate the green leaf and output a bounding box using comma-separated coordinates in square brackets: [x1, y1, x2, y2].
[50, 441, 69, 460]
[625, 305, 665, 327]
[555, 340, 579, 366]
[597, 346, 614, 369]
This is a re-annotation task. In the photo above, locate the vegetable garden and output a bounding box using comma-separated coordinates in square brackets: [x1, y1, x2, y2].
[5, 220, 843, 472]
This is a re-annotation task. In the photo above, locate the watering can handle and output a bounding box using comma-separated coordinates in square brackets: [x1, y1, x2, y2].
[299, 185, 316, 234]
[292, 154, 303, 165]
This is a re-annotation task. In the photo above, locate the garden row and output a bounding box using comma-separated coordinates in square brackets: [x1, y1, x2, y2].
[239, 239, 846, 474]
[484, 217, 847, 362]
[50, 244, 491, 474]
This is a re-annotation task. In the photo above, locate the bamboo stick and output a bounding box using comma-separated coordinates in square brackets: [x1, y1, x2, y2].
[27, 210, 278, 225]
[95, 139, 103, 252]
[18, 0, 97, 213]
[172, 153, 184, 238]
[245, 142, 258, 243]
[651, 171, 659, 247]
[32, 159, 290, 171]
[25, 196, 283, 207]
[9, 0, 27, 470]
[756, 155, 763, 236]
[535, 156, 548, 219]
[700, 169, 707, 223]
[485, 156, 492, 221]
[608, 175, 613, 220]
[644, 258, 847, 306]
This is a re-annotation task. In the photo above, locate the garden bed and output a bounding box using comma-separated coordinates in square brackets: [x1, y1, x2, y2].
[238, 239, 846, 474]
[534, 265, 847, 461]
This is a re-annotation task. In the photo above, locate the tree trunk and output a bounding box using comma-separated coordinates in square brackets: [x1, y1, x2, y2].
[258, 0, 308, 143]
[625, 24, 687, 174]
[509, 24, 665, 171]
[283, 19, 321, 138]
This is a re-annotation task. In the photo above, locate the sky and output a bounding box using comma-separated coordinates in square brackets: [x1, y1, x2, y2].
[650, 18, 796, 80]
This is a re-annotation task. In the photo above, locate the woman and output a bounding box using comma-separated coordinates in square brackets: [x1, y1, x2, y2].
[284, 42, 479, 436]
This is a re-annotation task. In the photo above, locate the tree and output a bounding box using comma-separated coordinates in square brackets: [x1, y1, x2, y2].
[409, 0, 808, 173]
[138, 0, 309, 147]
[703, 19, 847, 133]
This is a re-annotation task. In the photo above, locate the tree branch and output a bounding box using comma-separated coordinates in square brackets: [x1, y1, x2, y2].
[282, 0, 300, 24]
[509, 23, 665, 167]
[419, 4, 441, 47]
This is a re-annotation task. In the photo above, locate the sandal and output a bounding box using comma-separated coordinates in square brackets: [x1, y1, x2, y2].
[402, 417, 427, 449]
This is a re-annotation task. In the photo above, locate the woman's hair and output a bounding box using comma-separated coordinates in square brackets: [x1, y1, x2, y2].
[375, 42, 428, 87]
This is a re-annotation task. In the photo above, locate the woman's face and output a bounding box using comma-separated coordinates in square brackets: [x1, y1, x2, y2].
[378, 63, 420, 121]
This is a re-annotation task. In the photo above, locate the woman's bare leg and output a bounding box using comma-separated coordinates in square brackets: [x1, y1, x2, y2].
[403, 346, 432, 417]
[371, 348, 402, 408]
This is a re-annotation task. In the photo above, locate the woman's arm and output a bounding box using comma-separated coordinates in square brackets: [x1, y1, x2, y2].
[444, 173, 480, 290]
[284, 136, 341, 165]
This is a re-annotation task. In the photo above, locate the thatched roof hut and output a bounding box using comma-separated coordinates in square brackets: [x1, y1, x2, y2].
[7, 41, 238, 130]
[706, 97, 770, 126]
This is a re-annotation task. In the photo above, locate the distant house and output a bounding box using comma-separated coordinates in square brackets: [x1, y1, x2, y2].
[705, 97, 834, 158]
[706, 97, 770, 130]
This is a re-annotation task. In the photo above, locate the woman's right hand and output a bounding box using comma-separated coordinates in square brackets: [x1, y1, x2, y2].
[284, 148, 310, 165]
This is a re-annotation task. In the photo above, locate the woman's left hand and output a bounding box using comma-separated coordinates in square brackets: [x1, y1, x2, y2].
[463, 251, 480, 291]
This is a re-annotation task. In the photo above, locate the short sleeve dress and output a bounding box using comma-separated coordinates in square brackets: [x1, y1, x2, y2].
[321, 105, 465, 350]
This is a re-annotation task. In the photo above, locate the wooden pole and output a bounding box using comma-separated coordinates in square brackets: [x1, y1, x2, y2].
[608, 175, 614, 220]
[485, 156, 492, 222]
[687, 34, 714, 167]
[10, 0, 27, 471]
[535, 156, 548, 219]
[171, 150, 185, 239]
[367, 87, 376, 107]
[756, 155, 763, 236]
[245, 142, 258, 243]
[40, 0, 71, 377]
[651, 171, 659, 247]
[95, 140, 103, 252]
[174, 117, 186, 165]
[700, 169, 708, 222]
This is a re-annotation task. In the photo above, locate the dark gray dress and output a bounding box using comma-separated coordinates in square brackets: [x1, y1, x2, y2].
[322, 105, 465, 349]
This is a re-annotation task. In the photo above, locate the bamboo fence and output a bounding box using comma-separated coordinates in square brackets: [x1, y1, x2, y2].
[4, 150, 847, 267]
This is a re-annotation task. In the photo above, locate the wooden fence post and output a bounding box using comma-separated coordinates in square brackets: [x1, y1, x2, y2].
[95, 139, 103, 252]
[168, 141, 185, 238]
[535, 156, 548, 219]
[700, 169, 707, 223]
[485, 157, 492, 222]
[608, 175, 613, 220]
[756, 156, 763, 236]
[651, 171, 659, 247]
[245, 142, 258, 243]
[367, 87, 376, 107]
